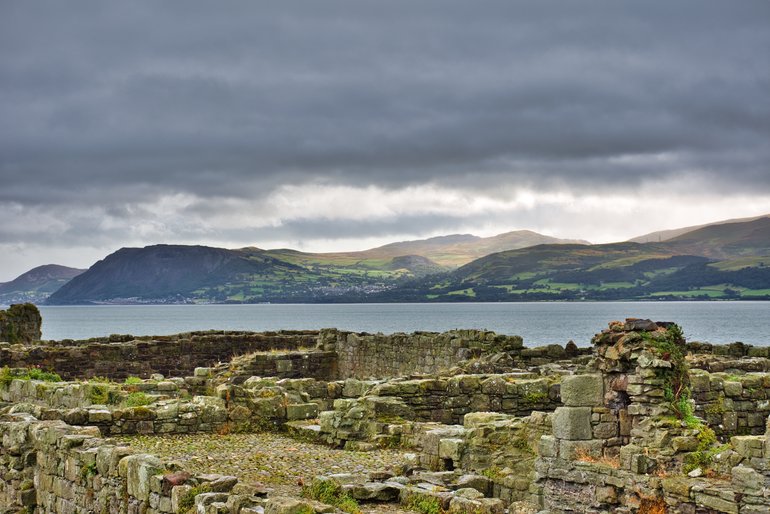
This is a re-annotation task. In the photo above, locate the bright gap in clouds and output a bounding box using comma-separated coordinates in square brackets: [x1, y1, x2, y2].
[1, 182, 769, 281]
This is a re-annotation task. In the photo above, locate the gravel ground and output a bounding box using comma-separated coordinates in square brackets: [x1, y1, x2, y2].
[117, 431, 413, 512]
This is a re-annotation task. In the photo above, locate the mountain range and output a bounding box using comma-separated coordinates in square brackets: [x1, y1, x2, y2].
[3, 215, 768, 305]
[0, 264, 85, 304]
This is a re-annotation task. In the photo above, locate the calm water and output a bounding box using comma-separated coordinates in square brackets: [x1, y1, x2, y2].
[20, 302, 770, 346]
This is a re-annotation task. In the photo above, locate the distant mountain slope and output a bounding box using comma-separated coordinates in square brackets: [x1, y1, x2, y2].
[628, 214, 768, 243]
[267, 230, 589, 269]
[42, 216, 770, 304]
[47, 245, 305, 304]
[45, 244, 433, 305]
[664, 216, 770, 258]
[0, 264, 85, 304]
[376, 217, 770, 302]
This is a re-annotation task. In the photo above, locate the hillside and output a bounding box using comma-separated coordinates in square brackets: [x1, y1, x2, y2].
[376, 217, 770, 302]
[43, 229, 586, 304]
[628, 214, 768, 243]
[0, 265, 85, 304]
[45, 245, 438, 304]
[266, 230, 588, 269]
[42, 217, 770, 304]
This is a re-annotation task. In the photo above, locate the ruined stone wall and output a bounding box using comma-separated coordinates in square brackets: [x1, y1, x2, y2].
[0, 330, 319, 380]
[0, 303, 42, 344]
[219, 350, 338, 383]
[371, 374, 560, 424]
[0, 413, 262, 513]
[691, 369, 770, 437]
[321, 329, 526, 379]
[535, 319, 770, 513]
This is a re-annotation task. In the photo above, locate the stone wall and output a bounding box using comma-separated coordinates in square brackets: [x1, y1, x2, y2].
[535, 319, 770, 513]
[691, 369, 770, 437]
[320, 329, 526, 379]
[371, 374, 560, 424]
[0, 412, 265, 513]
[0, 330, 319, 380]
[217, 350, 338, 383]
[0, 303, 42, 344]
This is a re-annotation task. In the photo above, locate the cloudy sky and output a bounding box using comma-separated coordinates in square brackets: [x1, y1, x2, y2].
[1, 1, 769, 280]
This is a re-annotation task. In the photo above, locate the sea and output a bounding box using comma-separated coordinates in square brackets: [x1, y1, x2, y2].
[13, 301, 769, 347]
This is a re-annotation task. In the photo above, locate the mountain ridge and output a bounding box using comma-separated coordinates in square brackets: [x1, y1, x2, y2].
[21, 216, 770, 304]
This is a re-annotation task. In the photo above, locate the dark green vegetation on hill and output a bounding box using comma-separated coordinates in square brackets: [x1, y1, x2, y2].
[44, 231, 587, 304]
[0, 265, 85, 304]
[36, 216, 770, 304]
[379, 217, 770, 302]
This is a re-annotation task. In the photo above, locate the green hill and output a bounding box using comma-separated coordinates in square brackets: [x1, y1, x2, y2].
[378, 217, 770, 302]
[43, 217, 770, 304]
[0, 265, 85, 304]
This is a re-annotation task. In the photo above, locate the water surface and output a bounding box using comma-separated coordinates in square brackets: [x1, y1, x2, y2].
[26, 302, 770, 346]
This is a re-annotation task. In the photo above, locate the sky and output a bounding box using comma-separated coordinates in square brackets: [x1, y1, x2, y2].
[1, 1, 770, 281]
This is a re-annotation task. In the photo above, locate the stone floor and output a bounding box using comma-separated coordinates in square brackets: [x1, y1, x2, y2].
[117, 431, 414, 513]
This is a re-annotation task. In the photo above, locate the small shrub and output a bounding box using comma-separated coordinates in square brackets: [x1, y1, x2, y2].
[524, 391, 548, 404]
[122, 392, 154, 407]
[406, 495, 443, 514]
[124, 376, 143, 385]
[178, 484, 210, 513]
[480, 466, 503, 481]
[704, 396, 726, 416]
[89, 384, 121, 405]
[0, 366, 62, 386]
[682, 426, 727, 475]
[303, 479, 361, 514]
[80, 462, 98, 480]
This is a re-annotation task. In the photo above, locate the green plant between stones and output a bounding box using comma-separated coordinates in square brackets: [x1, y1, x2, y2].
[302, 479, 361, 514]
[406, 495, 444, 514]
[0, 366, 62, 386]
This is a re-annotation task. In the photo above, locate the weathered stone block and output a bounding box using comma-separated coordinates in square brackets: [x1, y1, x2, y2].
[123, 454, 164, 502]
[286, 403, 319, 421]
[560, 375, 604, 407]
[438, 438, 464, 461]
[724, 381, 743, 397]
[538, 435, 558, 458]
[552, 407, 592, 440]
[558, 439, 602, 460]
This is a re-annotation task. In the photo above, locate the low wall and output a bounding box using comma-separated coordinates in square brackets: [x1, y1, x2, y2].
[0, 330, 319, 380]
[371, 374, 560, 424]
[0, 413, 263, 513]
[320, 329, 526, 379]
[219, 350, 338, 383]
[691, 369, 770, 437]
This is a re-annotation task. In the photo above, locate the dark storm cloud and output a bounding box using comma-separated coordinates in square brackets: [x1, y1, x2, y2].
[2, 0, 769, 208]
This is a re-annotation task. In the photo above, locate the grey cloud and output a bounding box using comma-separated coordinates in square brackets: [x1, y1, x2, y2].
[2, 0, 769, 205]
[1, 0, 770, 280]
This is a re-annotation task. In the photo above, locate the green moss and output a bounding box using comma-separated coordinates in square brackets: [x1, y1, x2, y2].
[524, 391, 548, 404]
[0, 366, 62, 386]
[303, 479, 361, 514]
[512, 434, 535, 455]
[682, 426, 726, 475]
[178, 484, 210, 513]
[406, 495, 444, 514]
[704, 396, 726, 416]
[89, 384, 121, 405]
[80, 462, 98, 481]
[122, 392, 154, 407]
[480, 465, 504, 481]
